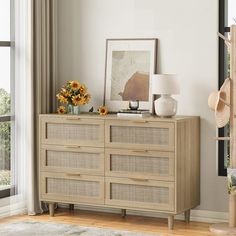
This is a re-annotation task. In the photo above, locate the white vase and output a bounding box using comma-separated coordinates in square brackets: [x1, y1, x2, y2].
[67, 104, 80, 115]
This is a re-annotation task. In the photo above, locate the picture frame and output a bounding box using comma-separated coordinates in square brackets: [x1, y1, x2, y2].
[104, 38, 158, 113]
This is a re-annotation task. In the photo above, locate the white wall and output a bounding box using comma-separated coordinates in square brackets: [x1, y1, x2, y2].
[57, 0, 228, 212]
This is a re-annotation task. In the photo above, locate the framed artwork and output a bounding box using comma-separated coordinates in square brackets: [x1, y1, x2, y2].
[104, 38, 158, 112]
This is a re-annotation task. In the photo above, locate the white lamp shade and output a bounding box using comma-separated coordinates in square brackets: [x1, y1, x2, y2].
[152, 74, 180, 95]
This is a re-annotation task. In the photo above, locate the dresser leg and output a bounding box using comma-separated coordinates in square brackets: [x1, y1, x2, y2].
[184, 209, 190, 223]
[121, 209, 126, 218]
[168, 215, 174, 230]
[49, 203, 55, 217]
[69, 204, 74, 211]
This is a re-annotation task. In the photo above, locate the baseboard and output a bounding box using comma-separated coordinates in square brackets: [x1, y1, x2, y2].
[59, 203, 228, 224]
[185, 209, 228, 223]
[0, 202, 27, 219]
[0, 200, 227, 223]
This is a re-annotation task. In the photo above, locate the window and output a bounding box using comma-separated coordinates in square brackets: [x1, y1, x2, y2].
[218, 0, 235, 176]
[0, 0, 15, 198]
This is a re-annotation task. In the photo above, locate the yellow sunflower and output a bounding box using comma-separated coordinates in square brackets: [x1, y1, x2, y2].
[72, 94, 81, 105]
[98, 106, 108, 116]
[78, 97, 86, 105]
[61, 88, 71, 97]
[83, 93, 91, 103]
[70, 81, 80, 91]
[56, 94, 68, 104]
[57, 106, 66, 114]
[80, 85, 87, 94]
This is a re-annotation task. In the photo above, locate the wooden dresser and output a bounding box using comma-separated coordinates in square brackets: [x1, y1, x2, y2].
[39, 114, 200, 229]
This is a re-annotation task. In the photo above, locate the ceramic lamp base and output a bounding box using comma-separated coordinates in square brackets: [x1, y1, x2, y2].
[154, 94, 177, 117]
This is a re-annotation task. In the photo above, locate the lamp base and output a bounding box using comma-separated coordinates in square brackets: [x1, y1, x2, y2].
[154, 95, 177, 117]
[209, 223, 236, 235]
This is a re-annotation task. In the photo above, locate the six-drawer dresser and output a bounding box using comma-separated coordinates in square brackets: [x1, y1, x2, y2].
[39, 114, 200, 229]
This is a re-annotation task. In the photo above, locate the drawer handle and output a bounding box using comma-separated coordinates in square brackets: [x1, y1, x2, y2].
[132, 120, 148, 123]
[130, 178, 149, 182]
[132, 150, 148, 153]
[66, 173, 81, 177]
[66, 117, 81, 120]
[64, 145, 81, 148]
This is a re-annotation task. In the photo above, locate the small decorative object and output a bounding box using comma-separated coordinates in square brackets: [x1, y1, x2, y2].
[89, 107, 94, 112]
[208, 78, 230, 128]
[228, 168, 236, 195]
[98, 106, 108, 116]
[117, 109, 150, 118]
[152, 74, 180, 117]
[57, 106, 66, 114]
[104, 38, 158, 112]
[56, 80, 91, 114]
[129, 100, 139, 110]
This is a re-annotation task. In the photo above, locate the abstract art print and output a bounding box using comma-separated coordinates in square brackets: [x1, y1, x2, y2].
[104, 39, 158, 112]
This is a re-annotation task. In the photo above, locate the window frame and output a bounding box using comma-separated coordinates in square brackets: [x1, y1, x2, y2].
[218, 0, 230, 176]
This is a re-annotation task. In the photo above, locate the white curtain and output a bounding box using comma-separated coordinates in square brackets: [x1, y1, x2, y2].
[0, 0, 33, 218]
[11, 0, 57, 216]
[14, 0, 37, 215]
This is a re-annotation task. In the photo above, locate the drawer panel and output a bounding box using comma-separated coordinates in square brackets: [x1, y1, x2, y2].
[105, 177, 175, 212]
[41, 145, 104, 175]
[105, 149, 174, 181]
[105, 120, 175, 151]
[40, 172, 104, 204]
[40, 116, 104, 147]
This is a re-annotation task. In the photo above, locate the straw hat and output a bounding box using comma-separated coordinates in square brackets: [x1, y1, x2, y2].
[208, 78, 231, 128]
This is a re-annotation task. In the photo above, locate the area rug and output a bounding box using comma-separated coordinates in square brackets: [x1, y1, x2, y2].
[0, 221, 160, 236]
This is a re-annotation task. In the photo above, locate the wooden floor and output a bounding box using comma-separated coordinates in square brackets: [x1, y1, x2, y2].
[1, 208, 215, 236]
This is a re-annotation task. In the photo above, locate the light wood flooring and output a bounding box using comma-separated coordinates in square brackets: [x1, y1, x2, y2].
[0, 208, 216, 236]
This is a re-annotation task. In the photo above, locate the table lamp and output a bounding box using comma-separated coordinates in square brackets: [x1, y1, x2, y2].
[152, 74, 180, 117]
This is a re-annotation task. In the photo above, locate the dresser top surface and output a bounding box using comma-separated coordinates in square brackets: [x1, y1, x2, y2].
[39, 113, 199, 122]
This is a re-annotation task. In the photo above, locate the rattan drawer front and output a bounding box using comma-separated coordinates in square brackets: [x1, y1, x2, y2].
[105, 149, 174, 181]
[41, 145, 104, 175]
[41, 172, 104, 204]
[105, 177, 175, 212]
[40, 116, 104, 147]
[105, 120, 174, 151]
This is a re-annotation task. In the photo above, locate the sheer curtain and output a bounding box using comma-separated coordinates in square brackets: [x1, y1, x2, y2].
[13, 0, 57, 215]
[14, 0, 35, 215]
[0, 0, 34, 217]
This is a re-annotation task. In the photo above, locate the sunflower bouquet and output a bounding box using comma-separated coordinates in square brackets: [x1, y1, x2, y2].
[56, 80, 91, 114]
